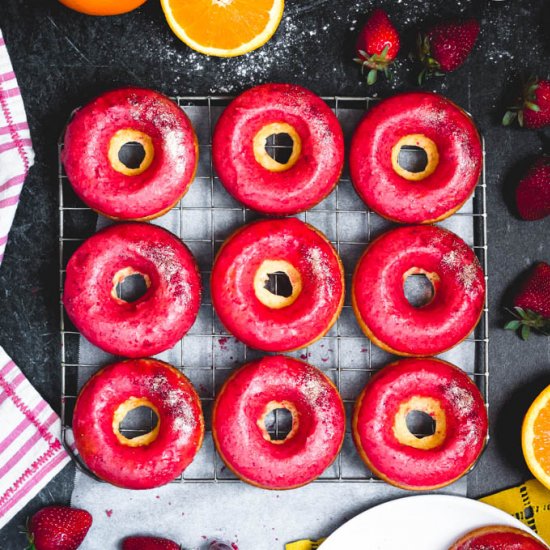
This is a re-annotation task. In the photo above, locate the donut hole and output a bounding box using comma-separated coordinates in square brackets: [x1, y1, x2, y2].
[405, 410, 436, 439]
[113, 397, 160, 448]
[397, 145, 428, 174]
[118, 141, 146, 170]
[253, 122, 302, 173]
[264, 271, 293, 298]
[257, 400, 299, 445]
[264, 133, 295, 165]
[119, 405, 159, 440]
[393, 396, 446, 451]
[108, 128, 155, 176]
[403, 273, 435, 308]
[115, 272, 150, 303]
[111, 268, 151, 304]
[263, 407, 294, 442]
[391, 134, 439, 182]
[254, 260, 303, 310]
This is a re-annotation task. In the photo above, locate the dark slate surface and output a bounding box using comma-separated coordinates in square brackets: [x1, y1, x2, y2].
[0, 0, 549, 546]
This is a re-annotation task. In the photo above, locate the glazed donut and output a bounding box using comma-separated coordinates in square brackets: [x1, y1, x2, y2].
[211, 218, 345, 352]
[349, 91, 482, 224]
[212, 83, 344, 215]
[352, 224, 485, 356]
[353, 358, 488, 491]
[73, 359, 204, 489]
[213, 355, 345, 489]
[449, 525, 548, 550]
[62, 87, 198, 220]
[64, 222, 201, 358]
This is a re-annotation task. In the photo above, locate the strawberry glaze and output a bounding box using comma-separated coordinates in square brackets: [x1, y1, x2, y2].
[73, 359, 204, 489]
[62, 87, 198, 220]
[63, 223, 201, 358]
[212, 83, 344, 215]
[450, 526, 548, 550]
[353, 358, 487, 490]
[349, 92, 482, 223]
[352, 225, 485, 356]
[213, 356, 345, 489]
[211, 218, 345, 352]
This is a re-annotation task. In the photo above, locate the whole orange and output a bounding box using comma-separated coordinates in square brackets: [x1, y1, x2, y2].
[59, 0, 147, 16]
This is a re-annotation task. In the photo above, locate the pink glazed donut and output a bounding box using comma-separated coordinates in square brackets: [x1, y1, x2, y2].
[352, 224, 485, 357]
[213, 355, 346, 489]
[62, 87, 198, 220]
[63, 223, 201, 358]
[353, 358, 488, 491]
[212, 83, 344, 215]
[73, 359, 204, 489]
[211, 218, 345, 352]
[349, 91, 482, 224]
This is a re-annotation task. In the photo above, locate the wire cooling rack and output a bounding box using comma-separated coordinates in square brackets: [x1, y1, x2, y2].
[59, 96, 489, 483]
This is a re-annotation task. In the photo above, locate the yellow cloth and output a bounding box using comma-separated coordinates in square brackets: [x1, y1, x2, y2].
[286, 479, 550, 549]
[480, 478, 550, 543]
[285, 540, 324, 550]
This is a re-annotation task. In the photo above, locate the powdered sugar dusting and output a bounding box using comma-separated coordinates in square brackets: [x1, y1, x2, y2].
[148, 371, 198, 435]
[445, 381, 475, 417]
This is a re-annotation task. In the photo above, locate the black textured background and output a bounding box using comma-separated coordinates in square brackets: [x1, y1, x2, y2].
[0, 0, 549, 547]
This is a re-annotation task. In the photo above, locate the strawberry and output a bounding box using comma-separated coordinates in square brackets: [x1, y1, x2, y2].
[27, 506, 92, 550]
[354, 8, 400, 85]
[503, 77, 550, 128]
[417, 19, 480, 84]
[122, 536, 180, 550]
[505, 262, 550, 339]
[516, 156, 550, 220]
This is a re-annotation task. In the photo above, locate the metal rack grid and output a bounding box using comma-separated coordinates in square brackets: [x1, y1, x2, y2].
[59, 96, 489, 483]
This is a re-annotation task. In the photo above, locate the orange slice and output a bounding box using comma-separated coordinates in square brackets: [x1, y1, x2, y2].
[522, 384, 550, 489]
[160, 0, 284, 57]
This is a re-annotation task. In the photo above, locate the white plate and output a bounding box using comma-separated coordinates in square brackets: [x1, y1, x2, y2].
[321, 494, 543, 549]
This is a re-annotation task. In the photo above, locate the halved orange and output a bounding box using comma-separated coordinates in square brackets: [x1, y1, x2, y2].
[160, 0, 284, 57]
[59, 0, 147, 16]
[522, 384, 550, 490]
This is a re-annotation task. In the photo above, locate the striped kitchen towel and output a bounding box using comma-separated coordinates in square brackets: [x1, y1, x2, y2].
[0, 28, 34, 267]
[0, 346, 69, 529]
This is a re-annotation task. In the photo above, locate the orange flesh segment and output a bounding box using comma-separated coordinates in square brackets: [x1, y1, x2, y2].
[533, 403, 550, 472]
[167, 0, 275, 50]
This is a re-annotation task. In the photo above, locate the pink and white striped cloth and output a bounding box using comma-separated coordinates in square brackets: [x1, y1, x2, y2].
[0, 28, 34, 267]
[0, 346, 70, 529]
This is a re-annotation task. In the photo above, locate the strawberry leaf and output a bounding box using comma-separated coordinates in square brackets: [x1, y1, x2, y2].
[367, 68, 378, 85]
[505, 320, 521, 330]
[525, 101, 541, 112]
[521, 324, 531, 340]
[502, 110, 517, 126]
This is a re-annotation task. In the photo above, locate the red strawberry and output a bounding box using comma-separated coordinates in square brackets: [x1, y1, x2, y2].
[27, 506, 92, 550]
[503, 77, 550, 128]
[516, 156, 550, 220]
[506, 262, 550, 339]
[122, 536, 180, 550]
[354, 8, 400, 85]
[417, 19, 480, 84]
